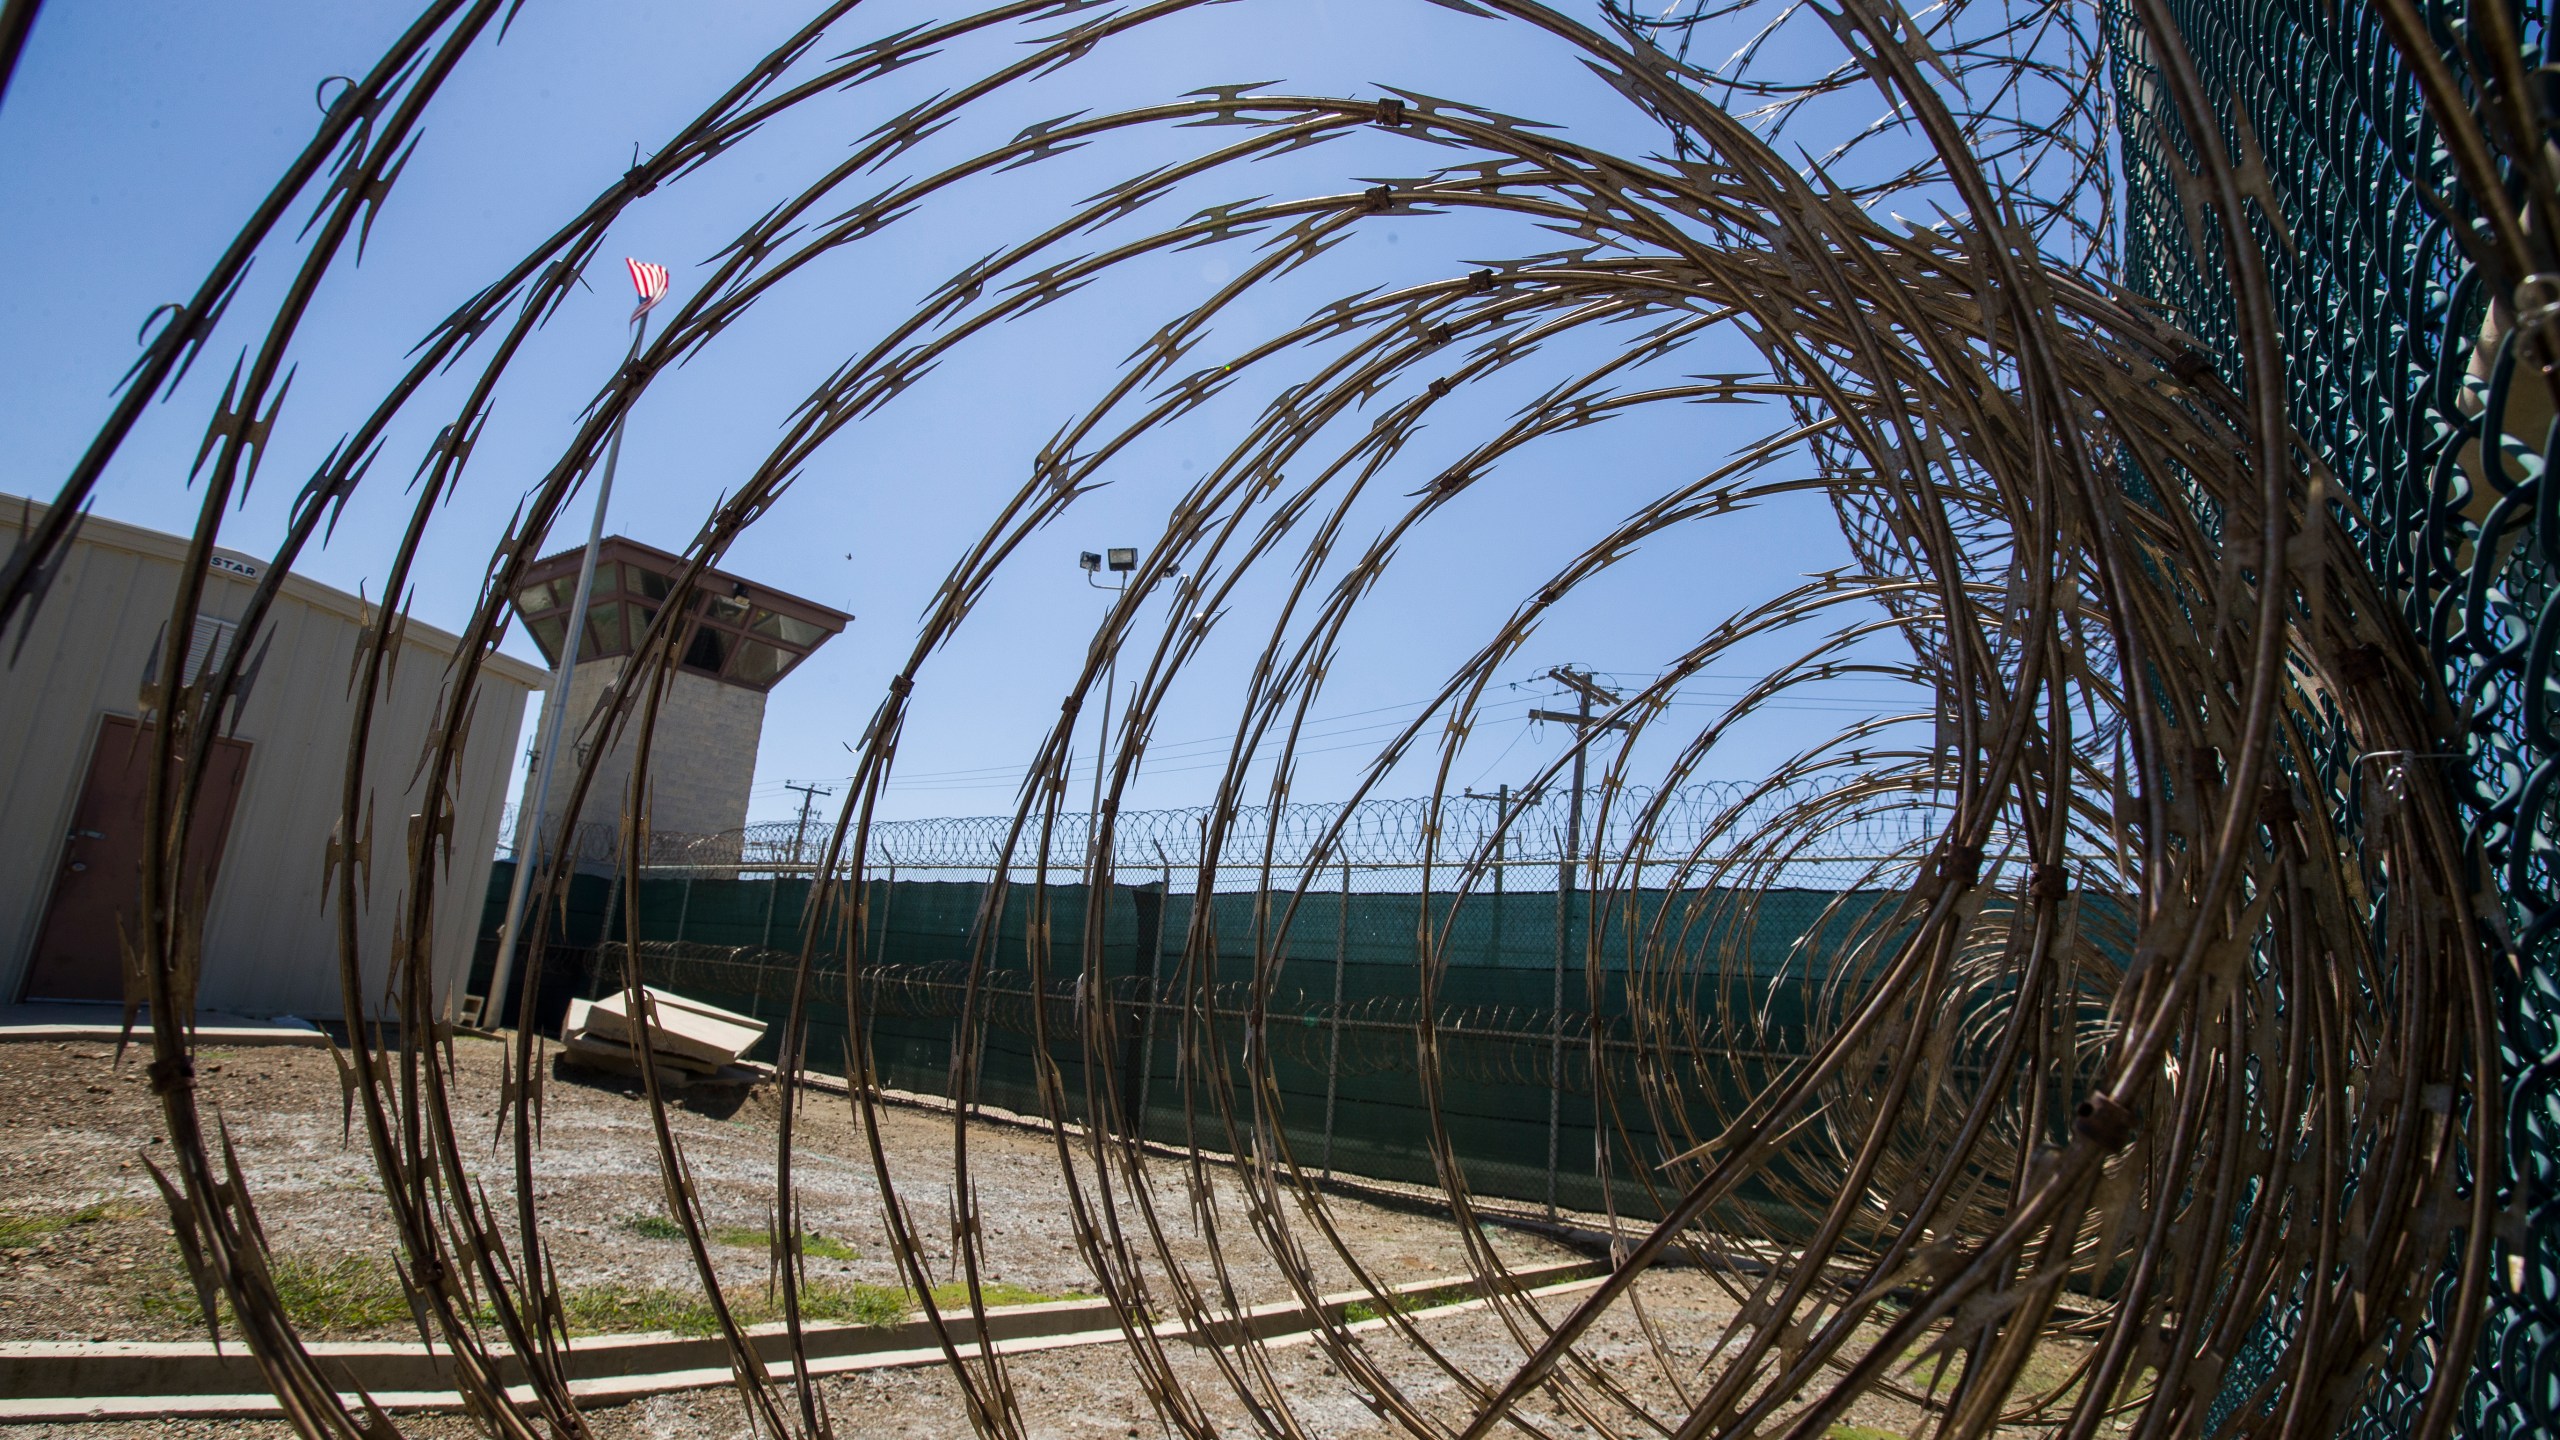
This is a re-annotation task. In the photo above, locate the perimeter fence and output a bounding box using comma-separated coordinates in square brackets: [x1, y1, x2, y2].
[477, 783, 2112, 1222]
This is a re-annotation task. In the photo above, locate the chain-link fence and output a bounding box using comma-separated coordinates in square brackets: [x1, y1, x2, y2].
[2110, 2, 2557, 1433]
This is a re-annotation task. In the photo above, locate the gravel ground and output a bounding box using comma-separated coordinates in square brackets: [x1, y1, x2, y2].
[0, 1034, 1574, 1345]
[0, 1035, 2074, 1437]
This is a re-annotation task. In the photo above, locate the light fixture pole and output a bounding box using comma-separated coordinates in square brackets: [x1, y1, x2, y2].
[1077, 547, 1138, 872]
[484, 275, 661, 1030]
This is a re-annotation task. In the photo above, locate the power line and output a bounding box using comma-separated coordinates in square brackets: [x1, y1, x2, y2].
[750, 666, 1919, 796]
[870, 692, 1543, 785]
[749, 674, 1927, 806]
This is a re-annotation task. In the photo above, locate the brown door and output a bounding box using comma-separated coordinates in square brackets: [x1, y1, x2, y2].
[22, 715, 252, 1003]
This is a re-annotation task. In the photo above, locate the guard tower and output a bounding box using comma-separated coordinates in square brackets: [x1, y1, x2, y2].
[507, 537, 849, 859]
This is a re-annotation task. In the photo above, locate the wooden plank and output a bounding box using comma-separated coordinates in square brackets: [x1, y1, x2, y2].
[580, 986, 765, 1068]
[558, 1029, 713, 1084]
[637, 987, 763, 1033]
[604, 987, 764, 1062]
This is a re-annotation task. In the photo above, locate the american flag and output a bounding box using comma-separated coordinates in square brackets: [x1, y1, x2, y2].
[626, 257, 670, 322]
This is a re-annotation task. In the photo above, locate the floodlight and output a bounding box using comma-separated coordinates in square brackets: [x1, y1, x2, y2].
[1079, 551, 1102, 572]
[1107, 547, 1137, 572]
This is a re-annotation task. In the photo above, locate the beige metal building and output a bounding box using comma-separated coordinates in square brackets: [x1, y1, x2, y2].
[0, 495, 544, 1020]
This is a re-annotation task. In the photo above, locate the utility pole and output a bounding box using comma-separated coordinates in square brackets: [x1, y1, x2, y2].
[1530, 666, 1628, 879]
[1526, 666, 1624, 1214]
[784, 781, 834, 868]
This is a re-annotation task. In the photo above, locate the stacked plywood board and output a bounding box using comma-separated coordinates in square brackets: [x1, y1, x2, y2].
[559, 986, 766, 1089]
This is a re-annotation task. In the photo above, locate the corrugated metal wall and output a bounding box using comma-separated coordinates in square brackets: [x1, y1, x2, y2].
[0, 497, 540, 1020]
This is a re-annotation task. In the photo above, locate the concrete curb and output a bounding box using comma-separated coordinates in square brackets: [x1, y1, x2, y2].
[0, 1006, 333, 1049]
[0, 1263, 1607, 1421]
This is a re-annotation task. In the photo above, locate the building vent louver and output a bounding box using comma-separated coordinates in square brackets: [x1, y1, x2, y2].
[183, 616, 238, 686]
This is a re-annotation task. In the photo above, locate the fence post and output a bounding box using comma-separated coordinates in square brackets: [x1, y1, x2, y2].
[867, 865, 896, 1090]
[1122, 875, 1164, 1138]
[967, 847, 997, 1112]
[594, 864, 624, 1014]
[599, 866, 622, 947]
[759, 867, 780, 952]
[1550, 829, 1569, 1217]
[675, 873, 693, 946]
[1137, 856, 1168, 1133]
[1323, 858, 1348, 1180]
[752, 864, 782, 1020]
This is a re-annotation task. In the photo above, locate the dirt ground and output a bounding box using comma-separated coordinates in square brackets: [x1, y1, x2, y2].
[0, 1034, 1585, 1340]
[0, 1034, 2064, 1438]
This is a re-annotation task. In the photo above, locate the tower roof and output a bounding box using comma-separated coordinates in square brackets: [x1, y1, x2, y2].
[508, 536, 851, 691]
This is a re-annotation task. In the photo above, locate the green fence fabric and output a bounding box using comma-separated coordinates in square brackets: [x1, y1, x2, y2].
[2110, 2, 2558, 1433]
[475, 863, 1948, 1222]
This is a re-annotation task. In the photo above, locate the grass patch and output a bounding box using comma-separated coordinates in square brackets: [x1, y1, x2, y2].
[0, 1201, 136, 1248]
[619, 1214, 687, 1242]
[554, 1277, 912, 1336]
[556, 1282, 717, 1336]
[624, 1216, 860, 1264]
[127, 1239, 932, 1342]
[268, 1255, 414, 1332]
[804, 1278, 912, 1328]
[137, 1253, 411, 1336]
[1342, 1285, 1469, 1324]
[1898, 1342, 1963, 1395]
[708, 1225, 860, 1263]
[925, 1280, 1084, 1311]
[1827, 1427, 1905, 1440]
[135, 1277, 210, 1330]
[799, 1234, 860, 1263]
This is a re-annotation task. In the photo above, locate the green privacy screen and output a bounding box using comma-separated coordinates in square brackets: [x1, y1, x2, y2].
[475, 863, 1974, 1226]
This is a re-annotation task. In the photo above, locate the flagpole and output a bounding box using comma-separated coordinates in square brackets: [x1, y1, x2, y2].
[482, 305, 651, 1031]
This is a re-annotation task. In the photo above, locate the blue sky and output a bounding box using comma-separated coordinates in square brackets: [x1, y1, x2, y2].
[1, 0, 1928, 830]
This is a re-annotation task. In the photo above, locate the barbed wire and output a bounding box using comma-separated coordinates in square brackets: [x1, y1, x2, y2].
[8, 2, 2516, 1438]
[500, 778, 1951, 872]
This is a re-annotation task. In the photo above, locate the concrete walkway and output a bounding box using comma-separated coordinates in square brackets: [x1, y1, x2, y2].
[0, 1003, 332, 1048]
